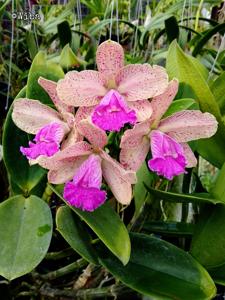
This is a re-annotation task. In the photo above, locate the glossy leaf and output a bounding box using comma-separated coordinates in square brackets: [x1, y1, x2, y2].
[133, 162, 153, 219]
[191, 204, 225, 268]
[50, 185, 131, 265]
[143, 221, 194, 236]
[98, 233, 216, 300]
[56, 206, 98, 264]
[163, 98, 197, 118]
[26, 52, 64, 105]
[0, 195, 52, 280]
[2, 87, 46, 194]
[144, 185, 221, 205]
[166, 40, 225, 168]
[210, 71, 225, 115]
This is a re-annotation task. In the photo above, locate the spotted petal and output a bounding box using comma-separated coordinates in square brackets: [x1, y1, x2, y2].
[150, 79, 179, 124]
[12, 99, 68, 134]
[116, 64, 169, 101]
[159, 110, 218, 142]
[96, 40, 124, 82]
[182, 143, 197, 168]
[57, 70, 107, 107]
[120, 138, 149, 171]
[100, 150, 136, 205]
[38, 77, 73, 113]
[127, 100, 152, 122]
[77, 118, 108, 148]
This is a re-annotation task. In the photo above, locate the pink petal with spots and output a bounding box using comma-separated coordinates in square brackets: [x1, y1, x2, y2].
[57, 70, 107, 107]
[96, 40, 124, 81]
[63, 183, 106, 212]
[92, 89, 137, 132]
[120, 120, 150, 149]
[12, 99, 68, 135]
[38, 77, 73, 113]
[158, 110, 218, 142]
[61, 126, 83, 149]
[150, 79, 179, 124]
[47, 156, 88, 184]
[75, 106, 95, 123]
[77, 118, 108, 148]
[63, 155, 106, 211]
[38, 141, 92, 170]
[20, 123, 63, 160]
[120, 138, 149, 171]
[182, 143, 197, 168]
[127, 100, 152, 122]
[116, 65, 169, 101]
[100, 150, 136, 205]
[148, 130, 187, 180]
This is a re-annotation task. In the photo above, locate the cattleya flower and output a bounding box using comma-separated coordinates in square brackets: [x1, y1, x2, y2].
[63, 154, 107, 211]
[38, 118, 137, 207]
[12, 77, 82, 162]
[120, 79, 218, 180]
[57, 40, 169, 131]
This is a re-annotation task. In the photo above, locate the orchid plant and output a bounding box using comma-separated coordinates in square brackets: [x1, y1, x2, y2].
[11, 40, 217, 212]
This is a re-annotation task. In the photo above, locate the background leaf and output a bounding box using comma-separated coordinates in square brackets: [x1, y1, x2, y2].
[0, 195, 52, 280]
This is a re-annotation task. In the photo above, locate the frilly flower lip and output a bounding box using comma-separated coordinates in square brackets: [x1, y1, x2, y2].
[63, 154, 107, 211]
[148, 130, 187, 180]
[20, 123, 64, 160]
[91, 89, 137, 132]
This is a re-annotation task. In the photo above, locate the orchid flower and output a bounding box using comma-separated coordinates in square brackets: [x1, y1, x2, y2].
[120, 79, 218, 180]
[57, 40, 169, 131]
[38, 118, 137, 208]
[12, 77, 82, 163]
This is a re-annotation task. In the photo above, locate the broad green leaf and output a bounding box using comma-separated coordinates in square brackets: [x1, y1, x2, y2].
[133, 162, 153, 219]
[209, 263, 225, 286]
[57, 20, 72, 48]
[56, 206, 98, 264]
[3, 87, 46, 194]
[163, 98, 196, 118]
[143, 221, 194, 236]
[210, 162, 225, 202]
[26, 52, 64, 105]
[210, 71, 225, 115]
[60, 44, 87, 69]
[166, 40, 225, 168]
[0, 195, 52, 280]
[191, 204, 225, 268]
[144, 185, 221, 205]
[98, 233, 216, 300]
[50, 185, 130, 265]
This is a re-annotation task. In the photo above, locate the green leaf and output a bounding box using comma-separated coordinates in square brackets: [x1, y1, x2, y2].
[56, 206, 98, 264]
[144, 185, 221, 205]
[57, 20, 72, 48]
[133, 163, 153, 219]
[210, 162, 225, 202]
[163, 98, 197, 118]
[60, 44, 87, 69]
[25, 31, 38, 60]
[3, 87, 46, 194]
[191, 204, 225, 268]
[209, 263, 225, 286]
[166, 40, 225, 168]
[165, 16, 179, 43]
[210, 71, 225, 115]
[0, 195, 52, 280]
[26, 52, 64, 105]
[98, 233, 216, 300]
[192, 23, 225, 56]
[50, 185, 131, 265]
[143, 221, 194, 236]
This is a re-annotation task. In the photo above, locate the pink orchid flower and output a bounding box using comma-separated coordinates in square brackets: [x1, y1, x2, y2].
[12, 77, 82, 163]
[57, 40, 169, 131]
[38, 118, 137, 207]
[120, 79, 218, 180]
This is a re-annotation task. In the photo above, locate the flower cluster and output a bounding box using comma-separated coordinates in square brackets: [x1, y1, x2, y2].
[12, 40, 218, 211]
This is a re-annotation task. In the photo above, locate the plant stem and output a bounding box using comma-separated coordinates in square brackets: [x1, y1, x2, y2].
[194, 0, 204, 31]
[45, 248, 75, 260]
[42, 184, 53, 203]
[41, 259, 88, 280]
